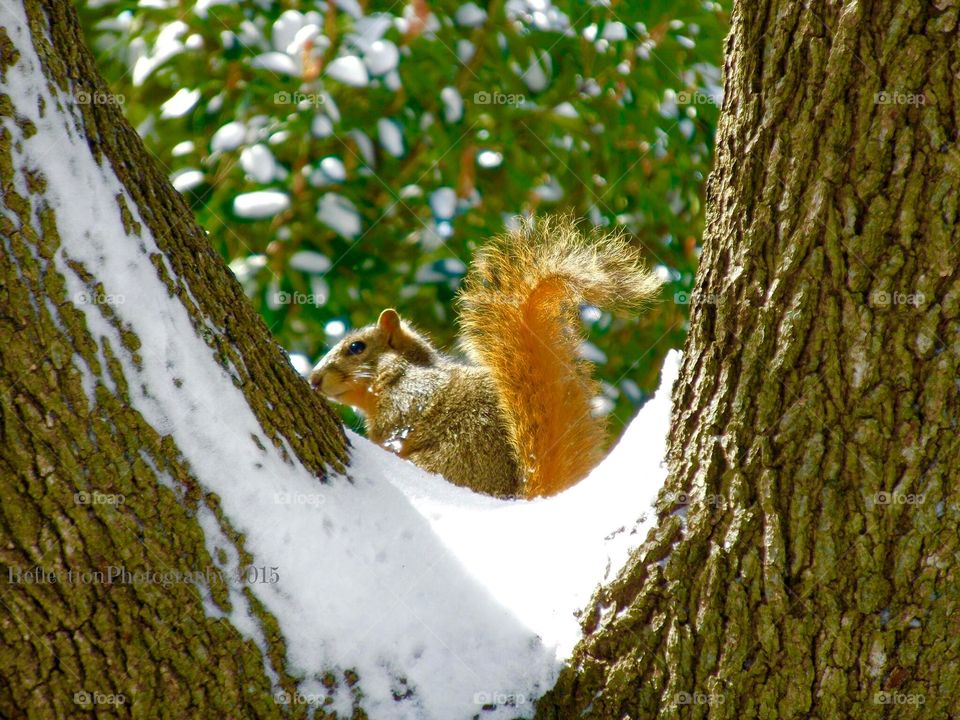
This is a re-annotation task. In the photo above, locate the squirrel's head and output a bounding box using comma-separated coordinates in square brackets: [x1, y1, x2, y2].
[309, 308, 439, 415]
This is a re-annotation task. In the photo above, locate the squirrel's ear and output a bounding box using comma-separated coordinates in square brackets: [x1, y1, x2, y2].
[377, 308, 402, 338]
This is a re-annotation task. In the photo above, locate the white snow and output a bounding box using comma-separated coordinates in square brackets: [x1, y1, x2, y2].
[521, 50, 550, 93]
[314, 93, 338, 122]
[194, 0, 234, 19]
[289, 250, 332, 274]
[240, 144, 278, 184]
[317, 193, 362, 237]
[601, 21, 628, 41]
[455, 3, 487, 27]
[457, 39, 476, 63]
[132, 20, 188, 86]
[429, 187, 457, 219]
[233, 190, 290, 218]
[364, 39, 400, 75]
[348, 129, 376, 165]
[271, 128, 295, 149]
[237, 19, 266, 49]
[477, 150, 503, 168]
[578, 340, 608, 364]
[350, 14, 393, 50]
[288, 24, 322, 56]
[171, 169, 204, 193]
[441, 258, 467, 275]
[415, 262, 447, 284]
[251, 51, 300, 76]
[378, 118, 405, 157]
[3, 7, 679, 715]
[271, 10, 309, 53]
[288, 352, 312, 377]
[326, 55, 369, 87]
[325, 319, 347, 338]
[160, 88, 200, 118]
[229, 254, 267, 282]
[309, 157, 346, 188]
[532, 176, 563, 202]
[333, 0, 363, 19]
[210, 121, 246, 152]
[440, 86, 463, 123]
[400, 3, 440, 35]
[384, 69, 402, 91]
[206, 93, 224, 113]
[311, 114, 334, 138]
[319, 156, 347, 183]
[171, 140, 195, 156]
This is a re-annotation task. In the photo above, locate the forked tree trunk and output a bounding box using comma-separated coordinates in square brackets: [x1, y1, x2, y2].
[538, 1, 960, 718]
[1, 1, 347, 716]
[4, 0, 959, 718]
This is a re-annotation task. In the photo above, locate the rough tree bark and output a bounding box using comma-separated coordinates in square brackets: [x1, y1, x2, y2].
[1, 0, 349, 717]
[538, 1, 960, 718]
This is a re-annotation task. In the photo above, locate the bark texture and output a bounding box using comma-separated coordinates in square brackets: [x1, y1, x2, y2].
[539, 1, 960, 718]
[0, 0, 349, 716]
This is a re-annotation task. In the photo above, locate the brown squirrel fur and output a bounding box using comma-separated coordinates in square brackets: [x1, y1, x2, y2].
[309, 216, 662, 498]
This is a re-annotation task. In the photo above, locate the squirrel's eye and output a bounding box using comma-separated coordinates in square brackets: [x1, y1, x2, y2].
[347, 341, 366, 356]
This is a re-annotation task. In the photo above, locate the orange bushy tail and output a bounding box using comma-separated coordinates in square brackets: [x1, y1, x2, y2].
[458, 216, 662, 497]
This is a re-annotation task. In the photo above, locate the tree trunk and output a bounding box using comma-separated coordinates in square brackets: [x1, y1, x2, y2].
[1, 0, 348, 716]
[539, 1, 960, 718]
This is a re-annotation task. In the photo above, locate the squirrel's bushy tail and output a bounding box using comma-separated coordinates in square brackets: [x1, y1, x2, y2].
[458, 215, 662, 497]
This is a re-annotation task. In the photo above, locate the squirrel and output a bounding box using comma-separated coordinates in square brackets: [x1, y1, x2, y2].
[309, 216, 662, 498]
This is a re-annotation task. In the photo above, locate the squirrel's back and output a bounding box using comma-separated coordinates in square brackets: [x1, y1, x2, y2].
[370, 357, 521, 496]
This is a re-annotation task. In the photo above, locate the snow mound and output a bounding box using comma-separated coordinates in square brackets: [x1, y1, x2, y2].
[352, 350, 680, 658]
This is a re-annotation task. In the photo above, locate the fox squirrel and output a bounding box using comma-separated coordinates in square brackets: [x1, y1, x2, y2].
[309, 216, 662, 498]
